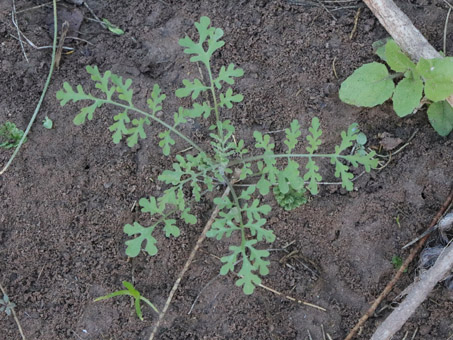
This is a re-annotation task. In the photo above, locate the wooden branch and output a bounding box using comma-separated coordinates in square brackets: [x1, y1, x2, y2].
[363, 0, 440, 60]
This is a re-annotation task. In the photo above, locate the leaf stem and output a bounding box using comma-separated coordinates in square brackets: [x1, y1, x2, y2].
[206, 63, 224, 142]
[109, 101, 206, 155]
[228, 153, 350, 167]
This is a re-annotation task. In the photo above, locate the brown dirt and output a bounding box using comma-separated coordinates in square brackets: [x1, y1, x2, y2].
[1, 0, 452, 339]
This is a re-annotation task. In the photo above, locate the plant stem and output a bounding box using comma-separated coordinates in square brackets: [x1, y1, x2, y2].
[206, 63, 223, 142]
[228, 153, 352, 167]
[0, 0, 58, 176]
[111, 101, 206, 155]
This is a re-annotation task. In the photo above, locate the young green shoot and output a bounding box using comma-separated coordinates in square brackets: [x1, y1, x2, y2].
[94, 281, 158, 320]
[0, 293, 16, 316]
[0, 122, 26, 149]
[42, 116, 53, 129]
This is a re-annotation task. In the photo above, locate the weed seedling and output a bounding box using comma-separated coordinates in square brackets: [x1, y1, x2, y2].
[0, 122, 26, 149]
[273, 186, 307, 211]
[0, 294, 16, 316]
[57, 17, 378, 295]
[340, 39, 453, 136]
[43, 116, 53, 129]
[95, 281, 158, 320]
[102, 18, 124, 35]
[391, 255, 407, 272]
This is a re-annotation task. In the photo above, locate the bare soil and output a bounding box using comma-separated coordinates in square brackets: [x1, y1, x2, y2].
[1, 0, 452, 339]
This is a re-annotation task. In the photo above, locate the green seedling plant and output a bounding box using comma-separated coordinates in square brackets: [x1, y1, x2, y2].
[391, 255, 407, 272]
[273, 186, 307, 211]
[57, 17, 378, 295]
[0, 293, 16, 316]
[95, 281, 159, 320]
[102, 18, 124, 35]
[340, 39, 453, 136]
[43, 116, 53, 129]
[0, 122, 26, 149]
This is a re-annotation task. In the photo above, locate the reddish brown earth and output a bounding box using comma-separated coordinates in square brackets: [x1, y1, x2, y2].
[1, 0, 452, 339]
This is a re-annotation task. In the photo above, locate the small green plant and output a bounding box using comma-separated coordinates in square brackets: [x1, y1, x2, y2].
[0, 294, 16, 316]
[43, 116, 53, 129]
[273, 186, 307, 211]
[102, 18, 124, 35]
[339, 39, 453, 136]
[94, 281, 158, 320]
[57, 17, 378, 295]
[391, 255, 407, 272]
[0, 122, 26, 149]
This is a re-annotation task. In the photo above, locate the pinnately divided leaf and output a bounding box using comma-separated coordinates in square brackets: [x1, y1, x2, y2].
[304, 117, 323, 195]
[86, 65, 115, 99]
[124, 222, 157, 257]
[214, 63, 244, 89]
[219, 88, 244, 109]
[147, 84, 166, 115]
[158, 130, 176, 156]
[284, 119, 301, 153]
[306, 117, 322, 154]
[109, 111, 130, 144]
[175, 78, 209, 100]
[127, 117, 150, 147]
[179, 16, 225, 67]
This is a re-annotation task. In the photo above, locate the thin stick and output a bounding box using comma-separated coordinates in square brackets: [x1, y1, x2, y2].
[11, 0, 28, 62]
[0, 282, 26, 340]
[444, 7, 452, 55]
[9, 34, 74, 51]
[332, 56, 338, 79]
[55, 21, 69, 69]
[344, 188, 453, 340]
[148, 176, 239, 340]
[370, 215, 453, 339]
[187, 274, 220, 314]
[255, 281, 326, 311]
[83, 2, 106, 29]
[0, 0, 58, 176]
[16, 0, 60, 14]
[349, 7, 361, 40]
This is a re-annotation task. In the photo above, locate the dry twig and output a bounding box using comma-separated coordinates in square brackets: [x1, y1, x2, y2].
[11, 0, 28, 62]
[370, 213, 453, 340]
[344, 188, 453, 340]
